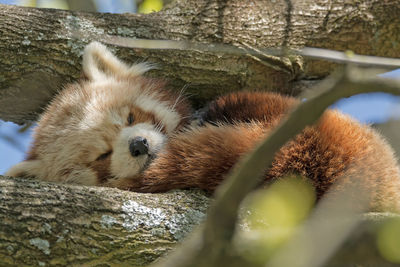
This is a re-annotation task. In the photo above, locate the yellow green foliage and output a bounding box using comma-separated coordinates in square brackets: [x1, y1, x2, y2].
[17, 0, 68, 9]
[240, 176, 316, 263]
[377, 218, 400, 263]
[138, 0, 163, 14]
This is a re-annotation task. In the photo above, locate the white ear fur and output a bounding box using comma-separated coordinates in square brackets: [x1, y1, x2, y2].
[82, 41, 153, 81]
[5, 160, 42, 178]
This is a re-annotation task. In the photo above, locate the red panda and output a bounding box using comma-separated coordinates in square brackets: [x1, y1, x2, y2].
[6, 42, 400, 212]
[6, 42, 192, 186]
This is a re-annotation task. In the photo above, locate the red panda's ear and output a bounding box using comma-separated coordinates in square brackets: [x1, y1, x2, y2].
[82, 41, 153, 81]
[5, 160, 42, 179]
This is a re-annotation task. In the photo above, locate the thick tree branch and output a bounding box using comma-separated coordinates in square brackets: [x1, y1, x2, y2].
[1, 0, 400, 123]
[0, 176, 210, 266]
[1, 175, 399, 267]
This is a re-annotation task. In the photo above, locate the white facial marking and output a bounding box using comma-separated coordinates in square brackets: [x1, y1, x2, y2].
[135, 93, 181, 134]
[110, 123, 166, 179]
[109, 107, 129, 125]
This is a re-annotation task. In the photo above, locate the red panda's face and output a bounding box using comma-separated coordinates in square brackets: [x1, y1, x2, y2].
[6, 42, 190, 187]
[75, 80, 170, 185]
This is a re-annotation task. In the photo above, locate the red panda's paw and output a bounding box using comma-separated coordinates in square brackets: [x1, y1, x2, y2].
[5, 160, 41, 179]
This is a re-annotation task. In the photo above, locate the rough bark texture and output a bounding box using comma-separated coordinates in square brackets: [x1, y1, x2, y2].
[0, 176, 210, 266]
[1, 1, 400, 266]
[1, 175, 399, 266]
[1, 0, 400, 123]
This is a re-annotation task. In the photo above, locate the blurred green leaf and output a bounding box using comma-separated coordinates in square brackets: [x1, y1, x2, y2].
[17, 0, 69, 9]
[248, 176, 315, 229]
[66, 0, 97, 11]
[16, 0, 36, 7]
[138, 0, 163, 14]
[377, 218, 400, 263]
[238, 176, 316, 263]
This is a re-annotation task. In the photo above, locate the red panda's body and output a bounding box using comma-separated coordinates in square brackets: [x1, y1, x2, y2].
[6, 42, 400, 212]
[136, 92, 400, 212]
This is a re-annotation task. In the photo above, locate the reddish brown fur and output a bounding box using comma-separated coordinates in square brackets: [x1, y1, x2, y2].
[267, 111, 364, 198]
[11, 42, 400, 212]
[134, 123, 270, 192]
[203, 91, 298, 125]
[89, 157, 112, 183]
[120, 92, 400, 212]
[130, 106, 165, 133]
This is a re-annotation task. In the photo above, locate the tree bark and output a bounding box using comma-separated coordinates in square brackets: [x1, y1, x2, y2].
[1, 175, 399, 266]
[0, 0, 399, 123]
[0, 176, 210, 266]
[1, 1, 400, 266]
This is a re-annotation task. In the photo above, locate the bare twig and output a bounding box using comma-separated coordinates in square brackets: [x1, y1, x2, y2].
[203, 66, 400, 254]
[72, 32, 400, 69]
[152, 66, 400, 267]
[300, 47, 400, 69]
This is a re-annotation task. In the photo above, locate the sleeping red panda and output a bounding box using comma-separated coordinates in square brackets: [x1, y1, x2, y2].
[6, 42, 400, 212]
[6, 42, 192, 186]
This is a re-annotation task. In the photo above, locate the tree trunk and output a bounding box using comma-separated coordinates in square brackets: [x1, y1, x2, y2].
[0, 0, 399, 123]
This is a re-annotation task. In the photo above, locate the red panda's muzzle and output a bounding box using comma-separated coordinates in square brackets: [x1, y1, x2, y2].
[129, 136, 149, 157]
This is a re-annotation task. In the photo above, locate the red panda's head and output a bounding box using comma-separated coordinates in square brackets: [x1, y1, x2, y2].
[6, 42, 191, 187]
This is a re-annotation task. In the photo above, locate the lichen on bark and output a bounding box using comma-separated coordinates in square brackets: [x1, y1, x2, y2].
[0, 176, 210, 266]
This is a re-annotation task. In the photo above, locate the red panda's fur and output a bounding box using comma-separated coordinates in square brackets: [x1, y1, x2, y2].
[6, 42, 400, 212]
[124, 92, 400, 212]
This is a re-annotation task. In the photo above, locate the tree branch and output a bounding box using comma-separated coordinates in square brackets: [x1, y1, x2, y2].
[152, 66, 400, 267]
[1, 175, 399, 267]
[0, 176, 210, 266]
[206, 67, 400, 252]
[1, 0, 400, 123]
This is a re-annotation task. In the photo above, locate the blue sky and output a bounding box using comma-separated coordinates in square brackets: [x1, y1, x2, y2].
[331, 69, 400, 123]
[0, 122, 33, 174]
[0, 1, 400, 174]
[0, 0, 137, 12]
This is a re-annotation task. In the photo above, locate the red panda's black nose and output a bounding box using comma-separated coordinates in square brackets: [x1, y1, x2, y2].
[129, 137, 149, 157]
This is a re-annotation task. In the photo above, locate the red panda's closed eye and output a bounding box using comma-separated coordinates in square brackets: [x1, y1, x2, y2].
[96, 150, 112, 161]
[127, 113, 134, 125]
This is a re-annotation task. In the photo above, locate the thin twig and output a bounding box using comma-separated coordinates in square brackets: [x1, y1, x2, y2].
[73, 32, 400, 68]
[300, 47, 400, 68]
[151, 66, 400, 267]
[204, 66, 400, 249]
